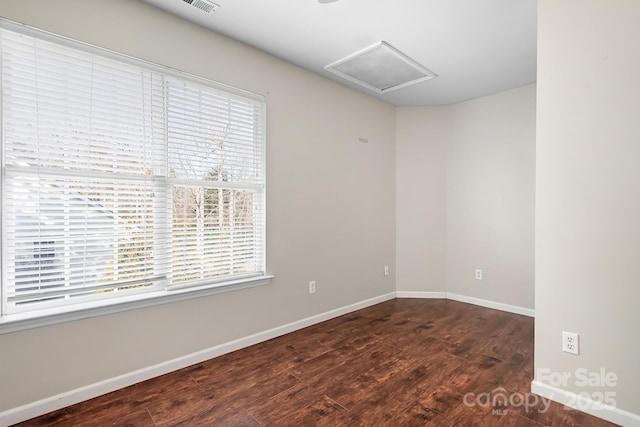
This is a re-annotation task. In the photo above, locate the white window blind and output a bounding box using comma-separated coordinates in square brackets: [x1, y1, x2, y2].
[0, 22, 266, 317]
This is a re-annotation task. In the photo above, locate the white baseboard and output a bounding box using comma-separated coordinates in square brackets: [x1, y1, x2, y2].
[0, 292, 396, 426]
[445, 292, 535, 317]
[531, 379, 640, 427]
[394, 290, 534, 317]
[395, 291, 446, 299]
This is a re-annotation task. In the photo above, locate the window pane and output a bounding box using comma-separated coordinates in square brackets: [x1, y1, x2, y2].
[167, 81, 262, 185]
[2, 31, 162, 176]
[172, 187, 259, 283]
[4, 174, 165, 305]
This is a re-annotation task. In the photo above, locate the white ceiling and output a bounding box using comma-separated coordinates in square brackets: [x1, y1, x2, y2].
[141, 0, 537, 106]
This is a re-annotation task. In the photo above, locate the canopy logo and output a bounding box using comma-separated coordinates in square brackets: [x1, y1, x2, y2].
[463, 387, 551, 415]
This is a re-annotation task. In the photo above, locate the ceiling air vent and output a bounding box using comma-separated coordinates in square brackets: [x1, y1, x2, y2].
[325, 41, 436, 94]
[181, 0, 220, 14]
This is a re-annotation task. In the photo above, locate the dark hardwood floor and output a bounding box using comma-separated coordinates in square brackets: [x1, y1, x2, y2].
[15, 299, 619, 426]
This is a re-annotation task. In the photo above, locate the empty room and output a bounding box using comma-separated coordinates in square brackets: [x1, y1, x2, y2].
[0, 0, 638, 426]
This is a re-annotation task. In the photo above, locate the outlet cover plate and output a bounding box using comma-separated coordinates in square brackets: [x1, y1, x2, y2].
[562, 331, 579, 355]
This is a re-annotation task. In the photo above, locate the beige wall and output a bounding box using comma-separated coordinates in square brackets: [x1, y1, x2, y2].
[446, 85, 536, 308]
[395, 85, 536, 310]
[0, 0, 396, 413]
[535, 0, 640, 417]
[395, 107, 448, 292]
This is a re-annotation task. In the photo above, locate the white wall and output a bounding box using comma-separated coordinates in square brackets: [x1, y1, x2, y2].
[0, 0, 396, 416]
[395, 85, 536, 310]
[535, 0, 640, 422]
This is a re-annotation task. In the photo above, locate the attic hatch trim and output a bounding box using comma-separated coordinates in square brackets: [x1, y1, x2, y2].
[324, 41, 437, 94]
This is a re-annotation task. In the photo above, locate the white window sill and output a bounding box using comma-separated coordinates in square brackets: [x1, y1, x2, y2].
[0, 275, 273, 335]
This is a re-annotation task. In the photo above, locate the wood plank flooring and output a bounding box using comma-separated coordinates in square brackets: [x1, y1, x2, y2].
[14, 299, 619, 426]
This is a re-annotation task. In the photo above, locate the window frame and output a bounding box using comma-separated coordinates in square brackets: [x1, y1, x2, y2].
[0, 19, 272, 334]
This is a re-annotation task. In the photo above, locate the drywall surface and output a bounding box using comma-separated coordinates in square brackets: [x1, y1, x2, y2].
[446, 84, 536, 309]
[536, 0, 640, 417]
[395, 84, 535, 310]
[395, 107, 448, 292]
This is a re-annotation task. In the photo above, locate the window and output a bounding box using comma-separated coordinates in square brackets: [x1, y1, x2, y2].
[0, 21, 268, 327]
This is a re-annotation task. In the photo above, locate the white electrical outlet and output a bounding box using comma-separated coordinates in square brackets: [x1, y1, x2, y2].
[309, 281, 316, 294]
[384, 265, 389, 277]
[562, 331, 579, 355]
[475, 269, 483, 280]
